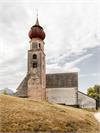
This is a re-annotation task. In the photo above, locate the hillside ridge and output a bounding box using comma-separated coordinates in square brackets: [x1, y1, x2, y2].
[0, 95, 99, 133]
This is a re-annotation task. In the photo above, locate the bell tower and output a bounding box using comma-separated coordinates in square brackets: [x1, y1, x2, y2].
[27, 17, 46, 100]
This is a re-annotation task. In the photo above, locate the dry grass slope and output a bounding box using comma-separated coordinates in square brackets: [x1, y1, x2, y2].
[0, 95, 99, 133]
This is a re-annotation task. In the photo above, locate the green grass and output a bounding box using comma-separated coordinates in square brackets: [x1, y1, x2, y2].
[0, 94, 99, 132]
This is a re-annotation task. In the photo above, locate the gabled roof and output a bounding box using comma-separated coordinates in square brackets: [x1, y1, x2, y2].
[78, 91, 96, 101]
[46, 72, 78, 88]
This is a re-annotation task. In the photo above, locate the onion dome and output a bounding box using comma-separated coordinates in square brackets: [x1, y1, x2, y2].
[28, 17, 45, 40]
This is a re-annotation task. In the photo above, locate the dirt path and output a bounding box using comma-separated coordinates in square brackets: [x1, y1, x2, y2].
[94, 112, 100, 122]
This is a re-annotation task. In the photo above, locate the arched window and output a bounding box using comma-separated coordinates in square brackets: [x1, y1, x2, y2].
[33, 54, 37, 59]
[33, 62, 37, 68]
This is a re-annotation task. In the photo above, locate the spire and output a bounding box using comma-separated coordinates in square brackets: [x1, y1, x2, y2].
[35, 9, 39, 25]
[36, 17, 39, 25]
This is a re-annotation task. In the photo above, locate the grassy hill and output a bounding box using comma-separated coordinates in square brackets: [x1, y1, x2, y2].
[0, 95, 99, 133]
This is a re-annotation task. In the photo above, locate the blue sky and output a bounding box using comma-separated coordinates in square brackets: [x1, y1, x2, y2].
[0, 0, 99, 93]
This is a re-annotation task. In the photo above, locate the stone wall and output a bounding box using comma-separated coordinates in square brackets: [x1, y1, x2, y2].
[46, 87, 78, 105]
[16, 76, 28, 97]
[46, 73, 78, 106]
[27, 38, 46, 100]
[27, 75, 46, 100]
[78, 91, 96, 109]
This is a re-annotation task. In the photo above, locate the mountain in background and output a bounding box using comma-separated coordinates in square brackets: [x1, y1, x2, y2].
[0, 88, 14, 95]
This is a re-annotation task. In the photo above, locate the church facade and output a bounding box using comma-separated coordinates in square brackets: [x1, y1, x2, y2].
[16, 18, 96, 109]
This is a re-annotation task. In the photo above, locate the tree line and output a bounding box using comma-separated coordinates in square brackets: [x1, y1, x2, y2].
[87, 85, 100, 109]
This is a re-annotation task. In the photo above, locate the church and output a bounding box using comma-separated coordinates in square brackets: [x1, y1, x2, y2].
[16, 17, 96, 109]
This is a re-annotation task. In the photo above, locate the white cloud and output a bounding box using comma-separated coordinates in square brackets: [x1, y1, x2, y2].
[47, 54, 92, 73]
[64, 54, 93, 68]
[80, 73, 100, 78]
